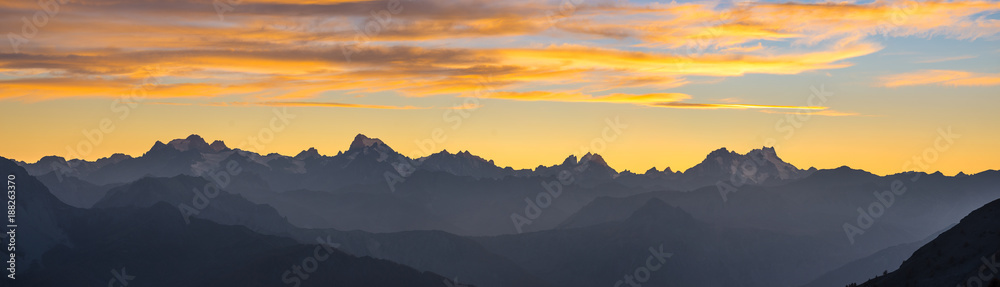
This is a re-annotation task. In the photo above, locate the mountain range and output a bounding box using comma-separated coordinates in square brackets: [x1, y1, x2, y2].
[5, 134, 999, 287]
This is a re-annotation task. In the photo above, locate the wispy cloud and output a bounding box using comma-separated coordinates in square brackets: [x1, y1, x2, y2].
[484, 91, 838, 113]
[915, 55, 977, 63]
[650, 102, 827, 110]
[487, 91, 692, 104]
[160, 101, 431, 109]
[235, 101, 430, 109]
[879, 70, 1000, 87]
[758, 109, 871, 117]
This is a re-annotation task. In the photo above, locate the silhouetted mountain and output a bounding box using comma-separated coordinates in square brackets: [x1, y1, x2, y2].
[0, 156, 77, 266]
[7, 135, 1000, 287]
[476, 197, 841, 287]
[294, 147, 322, 161]
[349, 133, 387, 151]
[16, 136, 812, 196]
[802, 226, 949, 287]
[681, 147, 809, 189]
[165, 134, 219, 153]
[34, 171, 120, 208]
[418, 149, 519, 179]
[84, 172, 547, 287]
[533, 152, 618, 185]
[858, 198, 1000, 287]
[93, 175, 296, 236]
[0, 156, 463, 287]
[794, 165, 879, 186]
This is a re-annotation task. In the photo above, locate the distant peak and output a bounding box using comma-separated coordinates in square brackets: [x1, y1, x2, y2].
[102, 153, 132, 162]
[809, 165, 876, 178]
[580, 152, 608, 167]
[209, 140, 229, 152]
[166, 134, 212, 152]
[146, 140, 173, 154]
[708, 147, 734, 157]
[645, 166, 673, 174]
[454, 150, 483, 161]
[151, 140, 167, 149]
[295, 147, 321, 160]
[561, 155, 578, 166]
[36, 155, 67, 164]
[644, 167, 659, 175]
[753, 146, 777, 154]
[349, 134, 386, 150]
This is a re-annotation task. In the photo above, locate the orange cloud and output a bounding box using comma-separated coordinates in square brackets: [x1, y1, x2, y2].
[651, 102, 828, 110]
[879, 70, 1000, 87]
[483, 91, 839, 114]
[499, 42, 881, 77]
[487, 91, 691, 104]
[758, 109, 867, 117]
[249, 101, 428, 109]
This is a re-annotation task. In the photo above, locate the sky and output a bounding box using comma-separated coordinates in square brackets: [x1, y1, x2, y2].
[0, 0, 998, 175]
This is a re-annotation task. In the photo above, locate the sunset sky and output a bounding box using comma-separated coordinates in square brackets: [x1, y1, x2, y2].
[1, 0, 998, 175]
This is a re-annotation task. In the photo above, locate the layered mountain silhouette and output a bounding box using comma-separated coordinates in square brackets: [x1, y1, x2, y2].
[0, 156, 461, 287]
[856, 197, 1000, 287]
[7, 134, 1000, 287]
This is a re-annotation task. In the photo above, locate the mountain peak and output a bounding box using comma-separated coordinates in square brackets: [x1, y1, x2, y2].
[166, 134, 214, 152]
[209, 140, 229, 152]
[294, 147, 321, 160]
[684, 146, 804, 183]
[644, 166, 675, 175]
[179, 134, 207, 144]
[35, 155, 68, 165]
[149, 140, 168, 152]
[751, 146, 777, 156]
[708, 147, 733, 156]
[349, 134, 386, 150]
[580, 152, 609, 167]
[644, 167, 659, 175]
[561, 154, 578, 166]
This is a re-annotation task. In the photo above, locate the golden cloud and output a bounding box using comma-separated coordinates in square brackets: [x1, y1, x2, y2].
[879, 70, 1000, 87]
